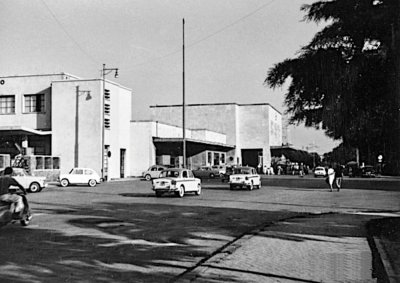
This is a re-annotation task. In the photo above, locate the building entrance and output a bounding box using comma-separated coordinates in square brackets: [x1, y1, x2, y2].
[241, 149, 262, 168]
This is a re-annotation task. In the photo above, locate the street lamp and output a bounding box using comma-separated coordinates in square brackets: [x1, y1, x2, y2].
[101, 64, 119, 181]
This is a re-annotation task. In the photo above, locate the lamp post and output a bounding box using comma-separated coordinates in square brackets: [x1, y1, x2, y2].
[101, 64, 118, 181]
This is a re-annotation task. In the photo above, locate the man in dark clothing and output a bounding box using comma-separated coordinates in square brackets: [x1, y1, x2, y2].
[334, 165, 344, 191]
[0, 167, 27, 213]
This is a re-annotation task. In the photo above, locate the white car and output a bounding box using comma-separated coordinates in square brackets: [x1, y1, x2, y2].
[142, 165, 168, 181]
[229, 166, 261, 190]
[59, 168, 101, 187]
[314, 166, 326, 178]
[0, 167, 47, 193]
[152, 168, 201, 198]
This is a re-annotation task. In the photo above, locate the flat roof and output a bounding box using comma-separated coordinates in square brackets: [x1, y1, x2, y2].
[0, 126, 51, 136]
[153, 137, 235, 149]
[150, 102, 282, 114]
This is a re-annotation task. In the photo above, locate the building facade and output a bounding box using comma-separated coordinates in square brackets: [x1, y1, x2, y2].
[143, 103, 282, 172]
[0, 73, 131, 180]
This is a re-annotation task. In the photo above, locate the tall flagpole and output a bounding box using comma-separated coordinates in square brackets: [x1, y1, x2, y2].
[182, 18, 186, 168]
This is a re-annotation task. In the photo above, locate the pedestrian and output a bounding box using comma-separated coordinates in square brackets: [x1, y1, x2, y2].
[327, 165, 335, 192]
[334, 164, 344, 191]
[263, 165, 267, 175]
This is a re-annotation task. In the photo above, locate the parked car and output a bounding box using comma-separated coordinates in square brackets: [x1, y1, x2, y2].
[58, 168, 101, 187]
[0, 167, 47, 193]
[152, 168, 201, 198]
[142, 165, 168, 181]
[192, 166, 219, 179]
[229, 166, 261, 190]
[221, 165, 237, 182]
[314, 166, 326, 178]
[211, 165, 226, 176]
[360, 165, 376, 178]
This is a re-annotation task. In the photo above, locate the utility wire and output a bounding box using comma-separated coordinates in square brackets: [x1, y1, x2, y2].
[40, 0, 99, 67]
[130, 0, 277, 69]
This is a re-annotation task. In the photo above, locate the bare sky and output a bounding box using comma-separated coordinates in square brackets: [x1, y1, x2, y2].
[0, 0, 340, 153]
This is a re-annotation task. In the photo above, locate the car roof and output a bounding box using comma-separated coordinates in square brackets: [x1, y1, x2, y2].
[162, 168, 186, 172]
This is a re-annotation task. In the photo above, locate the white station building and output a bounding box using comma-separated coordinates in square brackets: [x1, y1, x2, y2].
[0, 73, 282, 179]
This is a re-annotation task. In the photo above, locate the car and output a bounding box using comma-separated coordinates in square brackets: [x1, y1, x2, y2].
[229, 166, 261, 190]
[221, 165, 237, 182]
[192, 166, 219, 179]
[58, 168, 101, 187]
[211, 165, 226, 177]
[142, 165, 168, 181]
[314, 166, 326, 178]
[360, 165, 376, 178]
[152, 168, 201, 198]
[0, 167, 48, 193]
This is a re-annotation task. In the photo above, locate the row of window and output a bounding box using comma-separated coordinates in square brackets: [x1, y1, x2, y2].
[0, 94, 45, 114]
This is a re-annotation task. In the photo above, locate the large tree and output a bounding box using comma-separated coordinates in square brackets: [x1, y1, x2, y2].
[265, 0, 400, 173]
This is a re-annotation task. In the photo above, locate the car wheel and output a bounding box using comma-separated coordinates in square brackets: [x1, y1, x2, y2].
[145, 174, 152, 181]
[29, 182, 40, 193]
[195, 184, 201, 195]
[248, 181, 254, 191]
[177, 185, 185, 198]
[88, 179, 97, 187]
[209, 173, 214, 178]
[60, 179, 69, 187]
[155, 191, 162, 197]
[230, 184, 234, 190]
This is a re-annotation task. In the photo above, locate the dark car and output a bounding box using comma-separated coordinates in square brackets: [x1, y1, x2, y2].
[221, 165, 238, 182]
[360, 165, 376, 178]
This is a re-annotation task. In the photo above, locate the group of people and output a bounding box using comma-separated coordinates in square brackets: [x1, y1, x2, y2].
[326, 164, 344, 192]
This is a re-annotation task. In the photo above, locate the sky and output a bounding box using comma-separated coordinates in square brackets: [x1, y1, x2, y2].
[0, 0, 340, 154]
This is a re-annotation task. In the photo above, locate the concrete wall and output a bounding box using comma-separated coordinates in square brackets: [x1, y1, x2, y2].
[237, 104, 270, 166]
[0, 74, 75, 130]
[151, 103, 282, 167]
[269, 106, 282, 146]
[151, 104, 238, 145]
[52, 79, 132, 179]
[52, 80, 102, 175]
[130, 121, 155, 176]
[191, 129, 226, 144]
[104, 81, 132, 179]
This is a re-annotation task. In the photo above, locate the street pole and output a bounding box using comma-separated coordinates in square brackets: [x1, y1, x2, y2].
[182, 18, 186, 169]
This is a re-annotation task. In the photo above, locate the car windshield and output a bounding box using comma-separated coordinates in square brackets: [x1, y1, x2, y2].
[160, 170, 180, 178]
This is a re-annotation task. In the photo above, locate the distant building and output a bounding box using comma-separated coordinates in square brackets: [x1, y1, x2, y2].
[135, 103, 283, 174]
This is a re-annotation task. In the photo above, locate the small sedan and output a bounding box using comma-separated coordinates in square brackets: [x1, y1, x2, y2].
[314, 166, 326, 178]
[152, 168, 201, 198]
[0, 167, 47, 193]
[192, 166, 219, 178]
[229, 166, 261, 190]
[59, 168, 101, 187]
[142, 165, 168, 181]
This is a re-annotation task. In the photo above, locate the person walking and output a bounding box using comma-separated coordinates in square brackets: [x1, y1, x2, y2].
[334, 164, 344, 191]
[327, 165, 335, 192]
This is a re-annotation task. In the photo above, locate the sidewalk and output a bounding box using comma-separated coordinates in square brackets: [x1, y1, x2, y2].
[177, 213, 399, 283]
[367, 217, 400, 283]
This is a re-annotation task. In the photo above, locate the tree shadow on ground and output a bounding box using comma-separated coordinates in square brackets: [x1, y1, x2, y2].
[0, 202, 300, 283]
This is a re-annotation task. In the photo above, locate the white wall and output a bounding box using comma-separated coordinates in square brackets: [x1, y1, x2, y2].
[52, 79, 132, 179]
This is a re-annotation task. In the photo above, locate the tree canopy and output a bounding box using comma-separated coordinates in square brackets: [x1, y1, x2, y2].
[265, 0, 399, 169]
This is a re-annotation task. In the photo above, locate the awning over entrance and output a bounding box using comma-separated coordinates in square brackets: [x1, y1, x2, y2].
[153, 137, 235, 156]
[0, 126, 51, 136]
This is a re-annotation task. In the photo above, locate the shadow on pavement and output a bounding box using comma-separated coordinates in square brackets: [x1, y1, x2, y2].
[0, 202, 299, 282]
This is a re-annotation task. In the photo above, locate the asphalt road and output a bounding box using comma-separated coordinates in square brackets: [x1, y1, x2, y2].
[0, 178, 399, 282]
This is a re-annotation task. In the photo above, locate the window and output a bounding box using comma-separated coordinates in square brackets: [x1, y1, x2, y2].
[74, 169, 83, 175]
[0, 95, 15, 114]
[85, 169, 93, 175]
[182, 171, 188, 178]
[24, 94, 44, 113]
